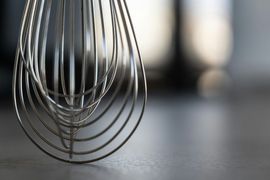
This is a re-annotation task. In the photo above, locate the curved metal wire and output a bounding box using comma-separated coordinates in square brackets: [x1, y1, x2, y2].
[13, 0, 147, 163]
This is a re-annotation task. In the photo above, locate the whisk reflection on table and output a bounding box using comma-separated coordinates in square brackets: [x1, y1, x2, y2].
[13, 0, 147, 163]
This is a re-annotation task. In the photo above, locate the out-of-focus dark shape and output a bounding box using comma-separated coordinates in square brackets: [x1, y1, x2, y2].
[0, 0, 25, 101]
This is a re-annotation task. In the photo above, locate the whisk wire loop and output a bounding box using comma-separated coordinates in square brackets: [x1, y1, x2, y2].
[13, 0, 147, 163]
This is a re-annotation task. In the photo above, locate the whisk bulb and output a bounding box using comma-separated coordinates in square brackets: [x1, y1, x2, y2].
[13, 0, 147, 163]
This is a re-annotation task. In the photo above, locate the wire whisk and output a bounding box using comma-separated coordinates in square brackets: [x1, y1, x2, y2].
[13, 0, 147, 163]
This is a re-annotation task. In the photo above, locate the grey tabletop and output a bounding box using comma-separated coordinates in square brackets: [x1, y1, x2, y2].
[1, 91, 270, 180]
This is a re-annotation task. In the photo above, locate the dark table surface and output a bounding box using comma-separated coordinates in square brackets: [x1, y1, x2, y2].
[1, 91, 270, 180]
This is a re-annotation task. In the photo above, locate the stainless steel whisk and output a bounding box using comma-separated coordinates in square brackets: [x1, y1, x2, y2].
[13, 0, 147, 163]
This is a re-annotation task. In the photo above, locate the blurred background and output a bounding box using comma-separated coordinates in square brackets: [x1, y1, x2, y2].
[2, 0, 270, 180]
[1, 0, 270, 98]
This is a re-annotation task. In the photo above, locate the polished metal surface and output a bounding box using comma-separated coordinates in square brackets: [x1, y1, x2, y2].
[13, 0, 147, 163]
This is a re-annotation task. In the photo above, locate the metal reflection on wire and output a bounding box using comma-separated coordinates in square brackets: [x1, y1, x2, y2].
[13, 0, 147, 164]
